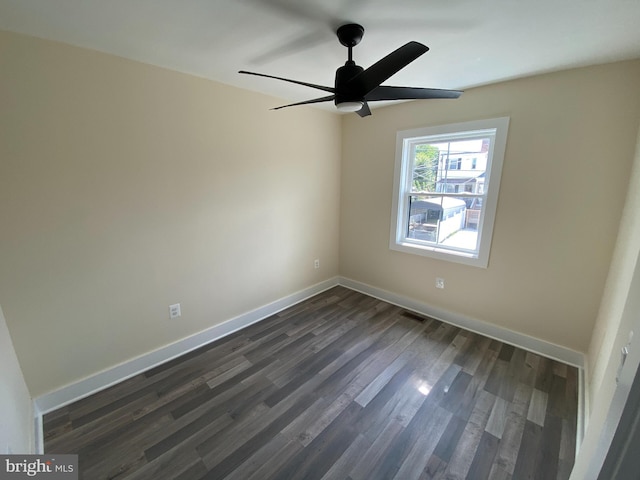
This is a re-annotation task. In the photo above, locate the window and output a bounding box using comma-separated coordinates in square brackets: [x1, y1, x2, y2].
[447, 157, 462, 170]
[390, 117, 509, 267]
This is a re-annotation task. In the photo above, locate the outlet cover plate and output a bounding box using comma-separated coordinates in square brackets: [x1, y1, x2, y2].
[169, 303, 181, 319]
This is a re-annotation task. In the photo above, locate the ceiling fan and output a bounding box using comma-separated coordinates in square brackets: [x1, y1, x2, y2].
[239, 23, 463, 117]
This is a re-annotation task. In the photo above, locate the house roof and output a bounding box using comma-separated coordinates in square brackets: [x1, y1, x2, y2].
[411, 197, 467, 214]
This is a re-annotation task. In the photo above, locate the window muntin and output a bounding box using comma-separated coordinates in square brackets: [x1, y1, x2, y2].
[391, 117, 509, 267]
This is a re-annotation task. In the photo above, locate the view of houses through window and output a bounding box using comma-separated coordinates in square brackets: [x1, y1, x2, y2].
[408, 137, 490, 252]
[391, 117, 508, 267]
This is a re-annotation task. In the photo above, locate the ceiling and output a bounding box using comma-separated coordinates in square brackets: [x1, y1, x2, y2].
[1, 0, 639, 113]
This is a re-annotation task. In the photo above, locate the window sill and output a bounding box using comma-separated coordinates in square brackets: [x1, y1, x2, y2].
[390, 240, 489, 268]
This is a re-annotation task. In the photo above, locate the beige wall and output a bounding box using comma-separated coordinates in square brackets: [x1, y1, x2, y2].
[569, 125, 640, 478]
[340, 60, 640, 353]
[0, 305, 33, 453]
[0, 31, 341, 397]
[587, 124, 640, 404]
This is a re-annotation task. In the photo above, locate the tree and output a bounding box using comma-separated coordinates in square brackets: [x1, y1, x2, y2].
[412, 144, 439, 192]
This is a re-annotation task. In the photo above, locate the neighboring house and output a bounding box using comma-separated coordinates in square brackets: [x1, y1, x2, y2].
[435, 139, 489, 195]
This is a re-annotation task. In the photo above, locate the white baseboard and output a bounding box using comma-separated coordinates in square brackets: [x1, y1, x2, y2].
[338, 276, 586, 368]
[33, 407, 43, 454]
[577, 367, 587, 457]
[34, 277, 339, 416]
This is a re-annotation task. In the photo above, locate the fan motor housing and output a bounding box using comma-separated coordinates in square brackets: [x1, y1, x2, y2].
[335, 62, 365, 105]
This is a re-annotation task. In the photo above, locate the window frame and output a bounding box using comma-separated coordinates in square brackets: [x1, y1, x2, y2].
[390, 117, 510, 268]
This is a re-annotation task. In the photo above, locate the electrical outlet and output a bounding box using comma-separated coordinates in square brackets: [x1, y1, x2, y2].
[169, 303, 181, 319]
[436, 278, 445, 289]
[314, 259, 320, 269]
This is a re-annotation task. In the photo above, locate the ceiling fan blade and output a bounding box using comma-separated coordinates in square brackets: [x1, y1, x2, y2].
[366, 85, 463, 101]
[239, 71, 335, 93]
[272, 95, 336, 110]
[346, 41, 429, 96]
[356, 102, 371, 117]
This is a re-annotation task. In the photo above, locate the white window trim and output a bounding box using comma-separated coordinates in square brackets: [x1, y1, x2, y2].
[390, 117, 510, 268]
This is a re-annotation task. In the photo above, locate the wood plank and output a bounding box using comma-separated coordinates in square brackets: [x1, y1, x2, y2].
[439, 370, 472, 414]
[487, 464, 513, 480]
[420, 454, 448, 480]
[222, 433, 300, 480]
[353, 365, 457, 479]
[497, 343, 515, 362]
[512, 420, 544, 479]
[124, 447, 202, 480]
[348, 419, 404, 480]
[443, 390, 496, 479]
[284, 393, 351, 447]
[319, 434, 370, 480]
[485, 396, 510, 439]
[173, 459, 208, 480]
[492, 382, 534, 475]
[353, 362, 415, 439]
[355, 349, 416, 407]
[432, 414, 467, 463]
[384, 379, 428, 428]
[197, 402, 276, 469]
[452, 346, 499, 422]
[553, 361, 568, 378]
[485, 348, 526, 403]
[265, 401, 362, 480]
[144, 407, 234, 461]
[535, 356, 555, 392]
[391, 405, 452, 480]
[513, 348, 537, 387]
[460, 335, 493, 375]
[547, 374, 568, 418]
[199, 392, 319, 479]
[558, 417, 577, 475]
[466, 431, 500, 480]
[538, 414, 563, 480]
[483, 359, 509, 399]
[78, 413, 173, 472]
[527, 388, 549, 427]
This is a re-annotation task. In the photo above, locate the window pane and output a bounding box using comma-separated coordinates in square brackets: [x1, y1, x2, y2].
[441, 196, 483, 251]
[410, 144, 439, 193]
[407, 195, 441, 242]
[407, 195, 482, 252]
[411, 138, 490, 195]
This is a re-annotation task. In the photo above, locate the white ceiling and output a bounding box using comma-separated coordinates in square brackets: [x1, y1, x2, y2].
[1, 0, 639, 113]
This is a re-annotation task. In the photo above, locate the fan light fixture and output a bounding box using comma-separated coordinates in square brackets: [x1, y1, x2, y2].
[336, 101, 364, 112]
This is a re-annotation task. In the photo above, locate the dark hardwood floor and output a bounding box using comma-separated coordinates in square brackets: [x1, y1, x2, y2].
[44, 286, 578, 480]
